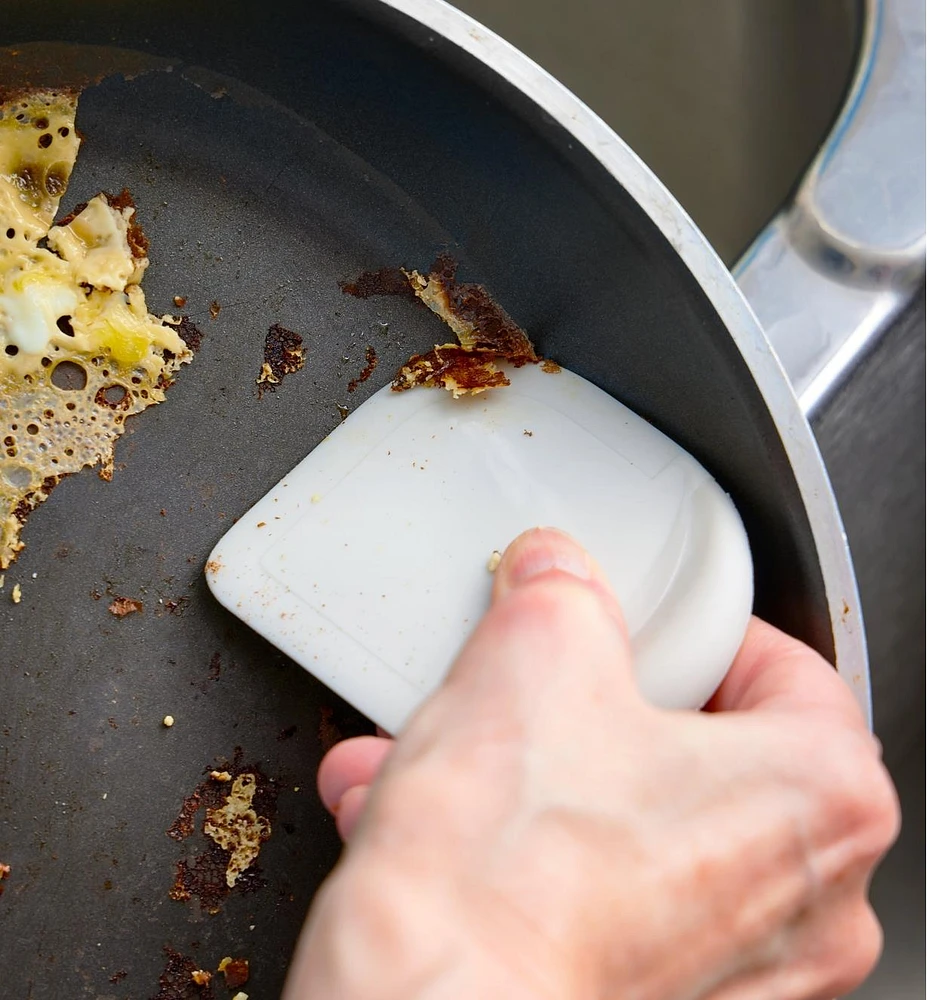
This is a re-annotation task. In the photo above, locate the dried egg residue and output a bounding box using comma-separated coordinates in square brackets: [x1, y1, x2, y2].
[203, 772, 272, 888]
[0, 90, 192, 568]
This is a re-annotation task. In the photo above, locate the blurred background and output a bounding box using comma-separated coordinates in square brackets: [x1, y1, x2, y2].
[450, 1, 924, 997]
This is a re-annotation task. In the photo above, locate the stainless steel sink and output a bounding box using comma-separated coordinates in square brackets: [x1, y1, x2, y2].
[452, 1, 925, 996]
[452, 0, 859, 265]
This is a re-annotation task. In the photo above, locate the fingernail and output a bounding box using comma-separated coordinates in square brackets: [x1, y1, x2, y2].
[502, 527, 592, 587]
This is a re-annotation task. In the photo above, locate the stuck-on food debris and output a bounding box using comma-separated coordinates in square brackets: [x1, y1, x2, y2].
[346, 344, 379, 393]
[168, 750, 278, 913]
[152, 946, 213, 1000]
[162, 715, 175, 728]
[10, 583, 21, 604]
[0, 90, 195, 570]
[209, 770, 232, 782]
[487, 550, 502, 573]
[204, 773, 272, 888]
[190, 969, 212, 986]
[342, 254, 547, 398]
[256, 323, 305, 398]
[108, 596, 143, 617]
[231, 993, 249, 1000]
[218, 956, 249, 989]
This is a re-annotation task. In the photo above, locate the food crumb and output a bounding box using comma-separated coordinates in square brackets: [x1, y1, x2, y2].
[310, 493, 322, 503]
[487, 550, 502, 573]
[231, 994, 248, 1000]
[541, 359, 562, 374]
[173, 295, 187, 308]
[218, 956, 250, 989]
[108, 596, 143, 617]
[256, 521, 266, 528]
[162, 715, 175, 728]
[191, 969, 212, 986]
[523, 429, 533, 437]
[209, 770, 232, 782]
[209, 300, 221, 319]
[11, 583, 21, 604]
[0, 862, 11, 895]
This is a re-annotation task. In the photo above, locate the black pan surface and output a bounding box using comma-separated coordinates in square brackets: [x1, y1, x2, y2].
[0, 3, 831, 996]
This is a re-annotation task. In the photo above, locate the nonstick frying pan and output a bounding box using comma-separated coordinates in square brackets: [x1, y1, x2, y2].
[0, 2, 866, 996]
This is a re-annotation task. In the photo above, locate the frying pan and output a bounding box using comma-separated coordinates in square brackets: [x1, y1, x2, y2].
[0, 2, 867, 995]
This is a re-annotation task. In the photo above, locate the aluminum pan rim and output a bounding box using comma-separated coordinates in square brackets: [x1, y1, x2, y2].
[379, 0, 871, 723]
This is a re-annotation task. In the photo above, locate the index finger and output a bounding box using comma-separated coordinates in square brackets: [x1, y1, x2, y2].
[705, 617, 869, 732]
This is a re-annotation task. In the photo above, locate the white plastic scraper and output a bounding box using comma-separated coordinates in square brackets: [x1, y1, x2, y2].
[206, 364, 753, 734]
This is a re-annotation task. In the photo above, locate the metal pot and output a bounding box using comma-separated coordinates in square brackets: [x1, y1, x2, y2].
[0, 1, 920, 995]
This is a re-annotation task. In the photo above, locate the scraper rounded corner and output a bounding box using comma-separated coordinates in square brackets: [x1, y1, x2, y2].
[630, 480, 754, 710]
[205, 363, 755, 733]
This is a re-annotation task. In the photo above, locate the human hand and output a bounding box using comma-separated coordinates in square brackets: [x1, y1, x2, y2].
[284, 528, 899, 1000]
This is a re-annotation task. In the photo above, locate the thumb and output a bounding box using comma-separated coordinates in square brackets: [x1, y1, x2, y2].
[425, 528, 640, 746]
[492, 527, 629, 633]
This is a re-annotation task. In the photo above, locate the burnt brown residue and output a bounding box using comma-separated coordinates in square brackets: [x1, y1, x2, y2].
[393, 345, 510, 396]
[94, 384, 132, 410]
[105, 188, 149, 259]
[167, 750, 279, 914]
[417, 253, 537, 363]
[340, 266, 416, 299]
[150, 946, 216, 1000]
[108, 596, 143, 617]
[208, 300, 221, 320]
[164, 596, 188, 616]
[167, 787, 203, 843]
[170, 844, 266, 914]
[256, 323, 305, 398]
[176, 317, 204, 354]
[0, 862, 10, 896]
[347, 345, 379, 393]
[219, 958, 249, 990]
[341, 255, 539, 397]
[8, 474, 62, 539]
[208, 652, 221, 682]
[109, 969, 127, 984]
[541, 359, 562, 374]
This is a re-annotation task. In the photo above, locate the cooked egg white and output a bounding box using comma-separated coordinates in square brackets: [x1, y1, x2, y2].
[0, 91, 192, 569]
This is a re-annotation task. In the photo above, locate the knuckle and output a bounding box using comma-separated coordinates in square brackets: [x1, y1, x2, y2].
[823, 904, 884, 996]
[817, 730, 900, 860]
